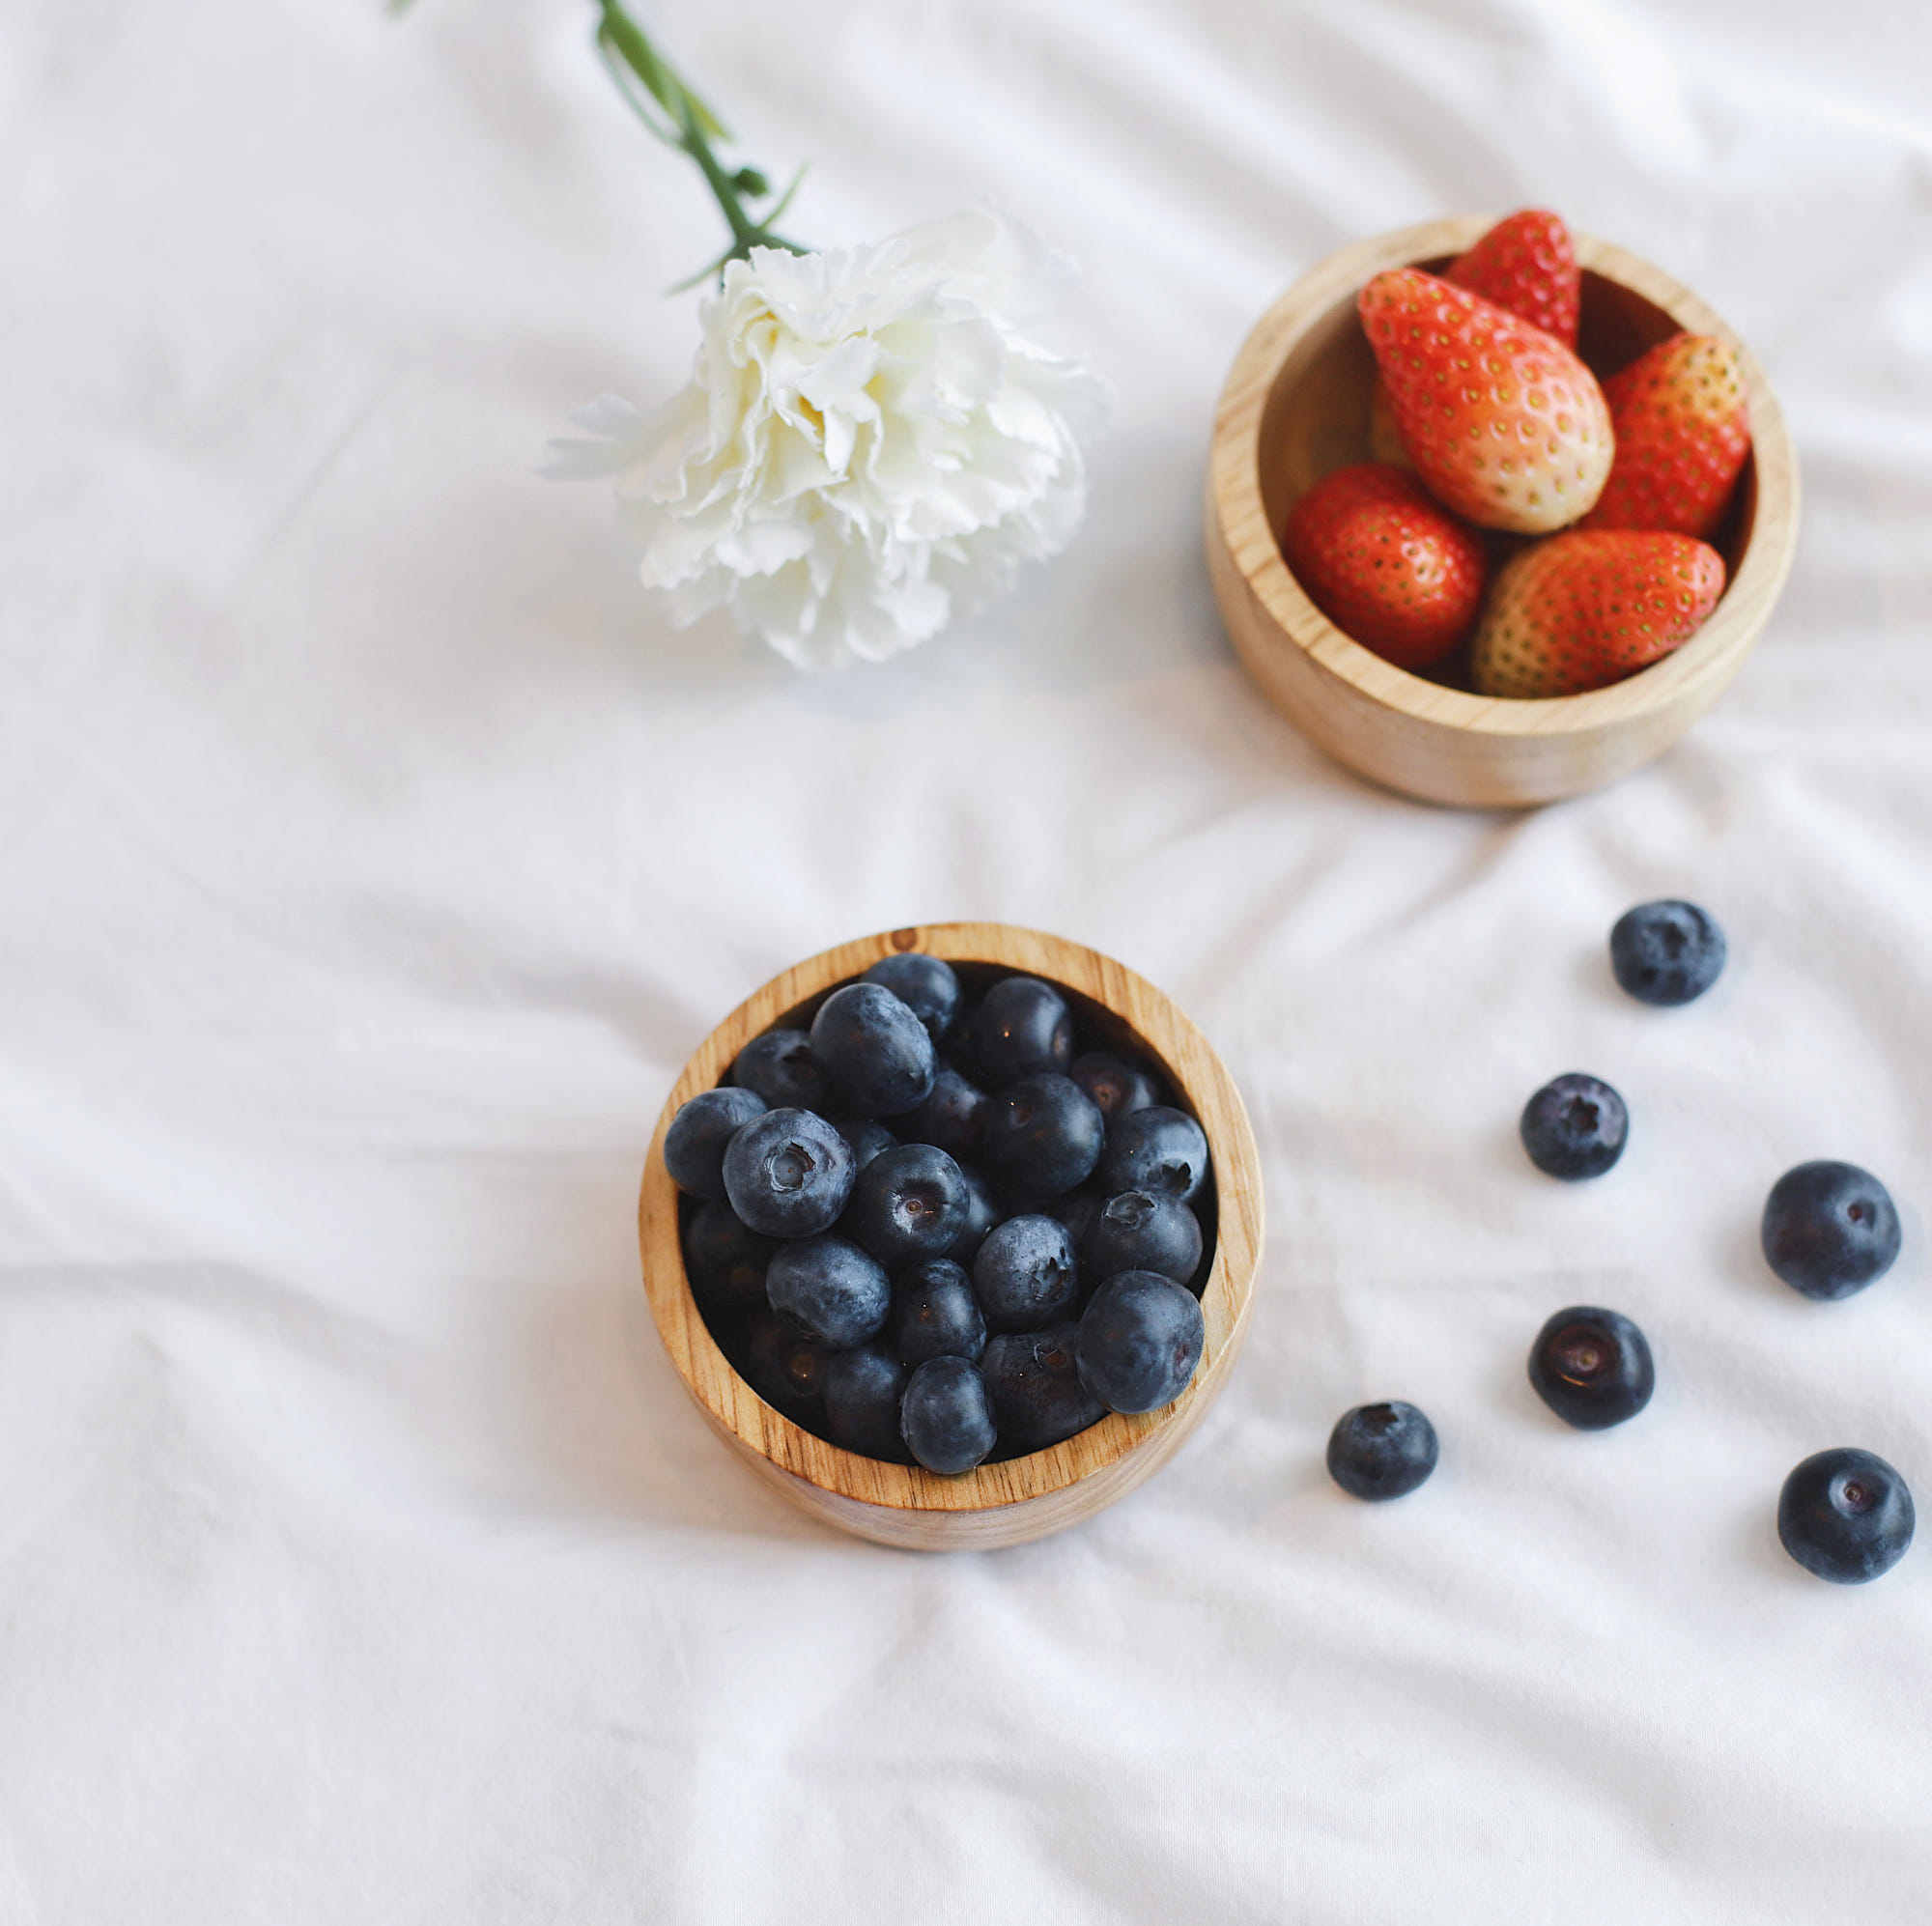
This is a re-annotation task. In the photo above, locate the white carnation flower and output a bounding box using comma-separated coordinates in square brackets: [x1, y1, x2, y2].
[556, 211, 1107, 669]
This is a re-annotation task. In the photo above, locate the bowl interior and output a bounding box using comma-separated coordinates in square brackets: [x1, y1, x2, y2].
[684, 959, 1222, 1460]
[1256, 256, 1761, 690]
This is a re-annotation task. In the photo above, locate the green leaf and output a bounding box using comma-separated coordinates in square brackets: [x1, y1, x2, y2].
[758, 161, 809, 231]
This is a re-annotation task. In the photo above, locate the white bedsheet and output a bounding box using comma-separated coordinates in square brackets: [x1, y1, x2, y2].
[5, 1, 1931, 1919]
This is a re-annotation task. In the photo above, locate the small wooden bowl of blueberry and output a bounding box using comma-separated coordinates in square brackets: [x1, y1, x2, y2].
[639, 922, 1264, 1550]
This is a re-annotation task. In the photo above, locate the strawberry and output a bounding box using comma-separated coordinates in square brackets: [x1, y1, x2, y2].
[1366, 210, 1580, 468]
[1281, 462, 1487, 670]
[1444, 209, 1580, 346]
[1359, 269, 1613, 534]
[1470, 530, 1726, 697]
[1580, 332, 1751, 539]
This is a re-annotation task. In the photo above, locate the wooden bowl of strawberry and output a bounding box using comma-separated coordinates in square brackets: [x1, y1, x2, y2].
[1206, 211, 1799, 807]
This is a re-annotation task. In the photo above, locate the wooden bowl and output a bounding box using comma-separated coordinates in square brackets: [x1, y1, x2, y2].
[1207, 215, 1800, 807]
[639, 922, 1264, 1551]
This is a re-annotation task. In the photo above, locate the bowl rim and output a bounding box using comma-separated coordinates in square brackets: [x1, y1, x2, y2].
[639, 921, 1265, 1518]
[1208, 213, 1802, 736]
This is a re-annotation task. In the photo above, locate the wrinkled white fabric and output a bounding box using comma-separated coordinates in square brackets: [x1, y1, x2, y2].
[3, 2, 1930, 1922]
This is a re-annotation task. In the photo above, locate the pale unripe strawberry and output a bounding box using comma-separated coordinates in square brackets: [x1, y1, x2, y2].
[1359, 269, 1613, 534]
[1470, 530, 1725, 698]
[1366, 210, 1581, 472]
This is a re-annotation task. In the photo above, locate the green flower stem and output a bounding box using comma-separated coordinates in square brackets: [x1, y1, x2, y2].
[592, 0, 810, 277]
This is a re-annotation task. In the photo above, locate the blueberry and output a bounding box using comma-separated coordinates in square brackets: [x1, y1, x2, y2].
[968, 976, 1073, 1085]
[980, 1323, 1104, 1454]
[1777, 1447, 1915, 1584]
[1761, 1161, 1902, 1301]
[1096, 1105, 1209, 1204]
[810, 983, 936, 1119]
[664, 1087, 769, 1202]
[980, 1073, 1105, 1199]
[1520, 1073, 1628, 1180]
[1326, 1402, 1439, 1500]
[896, 1065, 987, 1163]
[682, 1200, 776, 1321]
[765, 1234, 892, 1348]
[972, 1213, 1079, 1333]
[1082, 1190, 1204, 1289]
[742, 1312, 830, 1424]
[833, 1118, 896, 1172]
[900, 1355, 997, 1475]
[731, 1029, 830, 1112]
[1074, 1270, 1205, 1414]
[722, 1108, 856, 1238]
[863, 953, 961, 1045]
[1528, 1306, 1655, 1430]
[1070, 1051, 1162, 1122]
[821, 1345, 910, 1461]
[1609, 899, 1726, 1006]
[947, 1163, 1001, 1263]
[841, 1143, 970, 1267]
[890, 1258, 988, 1366]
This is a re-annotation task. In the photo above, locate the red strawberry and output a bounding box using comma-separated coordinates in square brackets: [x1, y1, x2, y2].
[1444, 209, 1580, 346]
[1366, 210, 1580, 468]
[1281, 462, 1487, 670]
[1359, 269, 1613, 534]
[1470, 530, 1725, 697]
[1580, 332, 1751, 539]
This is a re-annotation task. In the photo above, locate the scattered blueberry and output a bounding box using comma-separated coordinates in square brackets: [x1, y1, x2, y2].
[890, 1258, 988, 1367]
[1777, 1447, 1916, 1584]
[841, 1143, 970, 1267]
[665, 1087, 769, 1202]
[900, 1355, 997, 1475]
[682, 1200, 777, 1321]
[1326, 1402, 1439, 1501]
[969, 976, 1073, 1085]
[1082, 1190, 1203, 1289]
[972, 1213, 1079, 1333]
[1070, 1051, 1162, 1122]
[896, 1065, 987, 1163]
[722, 1108, 857, 1238]
[1528, 1306, 1655, 1430]
[1519, 1073, 1628, 1180]
[980, 1323, 1104, 1454]
[1074, 1270, 1205, 1414]
[822, 1345, 910, 1461]
[1761, 1161, 1902, 1302]
[864, 953, 961, 1046]
[731, 1029, 830, 1113]
[980, 1073, 1105, 1199]
[765, 1234, 892, 1349]
[1097, 1105, 1209, 1204]
[742, 1312, 830, 1424]
[833, 1118, 896, 1172]
[809, 982, 936, 1119]
[947, 1163, 1002, 1264]
[1609, 899, 1726, 1007]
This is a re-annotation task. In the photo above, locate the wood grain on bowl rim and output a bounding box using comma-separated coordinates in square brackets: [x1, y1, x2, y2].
[639, 922, 1264, 1550]
[1206, 214, 1801, 807]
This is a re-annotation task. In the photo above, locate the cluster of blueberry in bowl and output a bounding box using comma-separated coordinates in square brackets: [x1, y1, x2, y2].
[663, 953, 1216, 1476]
[1327, 899, 1917, 1588]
